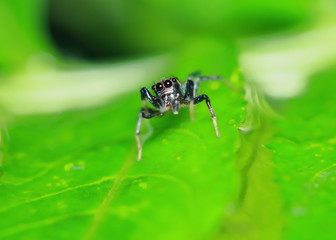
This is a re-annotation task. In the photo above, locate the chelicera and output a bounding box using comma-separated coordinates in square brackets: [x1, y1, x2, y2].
[135, 72, 221, 161]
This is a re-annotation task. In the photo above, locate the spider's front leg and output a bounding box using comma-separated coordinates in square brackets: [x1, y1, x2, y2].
[140, 87, 161, 109]
[183, 79, 195, 120]
[194, 94, 220, 137]
[135, 108, 161, 161]
[171, 81, 183, 115]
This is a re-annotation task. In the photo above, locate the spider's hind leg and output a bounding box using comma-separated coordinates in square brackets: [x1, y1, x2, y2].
[193, 75, 222, 96]
[187, 71, 202, 81]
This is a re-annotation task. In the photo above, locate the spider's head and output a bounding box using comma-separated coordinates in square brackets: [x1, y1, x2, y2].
[151, 77, 180, 97]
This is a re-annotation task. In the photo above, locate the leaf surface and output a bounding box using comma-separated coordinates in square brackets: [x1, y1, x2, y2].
[0, 38, 246, 240]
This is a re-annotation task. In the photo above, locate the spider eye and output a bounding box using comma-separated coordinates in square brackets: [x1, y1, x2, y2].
[156, 83, 164, 91]
[164, 80, 172, 88]
[151, 85, 156, 90]
[171, 77, 177, 82]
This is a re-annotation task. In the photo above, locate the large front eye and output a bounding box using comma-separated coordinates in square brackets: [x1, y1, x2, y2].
[164, 80, 172, 88]
[156, 83, 164, 91]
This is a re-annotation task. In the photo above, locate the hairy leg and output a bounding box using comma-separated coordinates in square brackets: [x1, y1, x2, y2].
[194, 94, 220, 137]
[135, 108, 161, 161]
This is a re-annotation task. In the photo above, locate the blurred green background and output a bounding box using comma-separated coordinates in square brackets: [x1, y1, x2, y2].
[0, 0, 335, 240]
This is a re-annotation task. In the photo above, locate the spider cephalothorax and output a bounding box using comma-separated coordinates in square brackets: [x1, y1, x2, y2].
[135, 72, 221, 161]
[149, 77, 183, 113]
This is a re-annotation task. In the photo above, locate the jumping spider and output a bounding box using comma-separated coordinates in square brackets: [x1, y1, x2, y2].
[135, 72, 221, 161]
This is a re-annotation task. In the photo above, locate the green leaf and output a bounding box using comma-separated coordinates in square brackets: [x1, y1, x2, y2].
[269, 68, 336, 240]
[218, 69, 336, 240]
[0, 0, 55, 73]
[2, 36, 334, 240]
[0, 38, 247, 240]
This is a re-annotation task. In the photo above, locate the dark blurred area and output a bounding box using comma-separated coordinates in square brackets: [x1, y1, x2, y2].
[0, 0, 322, 73]
[0, 0, 333, 114]
[47, 0, 314, 60]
